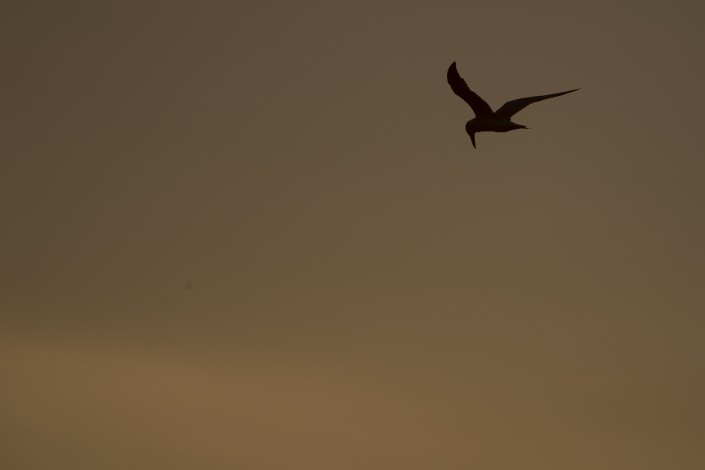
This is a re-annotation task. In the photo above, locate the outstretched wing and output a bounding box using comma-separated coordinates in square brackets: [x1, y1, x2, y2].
[494, 89, 579, 120]
[447, 62, 494, 119]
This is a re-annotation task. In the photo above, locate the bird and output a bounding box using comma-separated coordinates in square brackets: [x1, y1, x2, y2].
[447, 62, 578, 149]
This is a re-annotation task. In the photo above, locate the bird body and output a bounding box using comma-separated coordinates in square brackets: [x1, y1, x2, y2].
[447, 62, 578, 148]
[464, 118, 525, 149]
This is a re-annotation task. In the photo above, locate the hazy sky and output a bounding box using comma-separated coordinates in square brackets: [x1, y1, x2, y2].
[3, 1, 704, 469]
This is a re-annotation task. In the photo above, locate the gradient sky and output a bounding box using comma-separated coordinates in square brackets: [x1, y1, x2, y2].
[3, 1, 704, 469]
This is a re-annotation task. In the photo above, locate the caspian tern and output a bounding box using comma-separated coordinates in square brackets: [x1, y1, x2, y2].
[447, 62, 578, 149]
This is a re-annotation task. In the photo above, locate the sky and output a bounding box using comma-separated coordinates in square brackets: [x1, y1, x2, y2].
[2, 1, 704, 468]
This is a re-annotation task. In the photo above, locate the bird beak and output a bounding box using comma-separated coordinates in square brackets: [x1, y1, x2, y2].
[470, 132, 476, 149]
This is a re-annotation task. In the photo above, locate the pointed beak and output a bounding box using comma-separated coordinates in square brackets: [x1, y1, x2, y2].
[470, 132, 477, 149]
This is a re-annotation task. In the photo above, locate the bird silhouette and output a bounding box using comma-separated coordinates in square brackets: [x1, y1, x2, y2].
[447, 62, 578, 149]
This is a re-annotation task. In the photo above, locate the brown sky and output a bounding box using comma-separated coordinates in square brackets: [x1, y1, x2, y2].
[2, 1, 704, 469]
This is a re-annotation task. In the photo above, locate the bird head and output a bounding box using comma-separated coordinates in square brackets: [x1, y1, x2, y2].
[465, 121, 477, 149]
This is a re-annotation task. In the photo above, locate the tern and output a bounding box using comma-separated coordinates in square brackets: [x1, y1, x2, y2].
[447, 61, 578, 149]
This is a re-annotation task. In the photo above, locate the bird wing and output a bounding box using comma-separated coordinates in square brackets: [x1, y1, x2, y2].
[447, 62, 494, 119]
[494, 89, 579, 120]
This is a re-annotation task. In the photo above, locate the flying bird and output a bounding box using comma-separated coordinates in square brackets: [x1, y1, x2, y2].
[447, 62, 578, 149]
